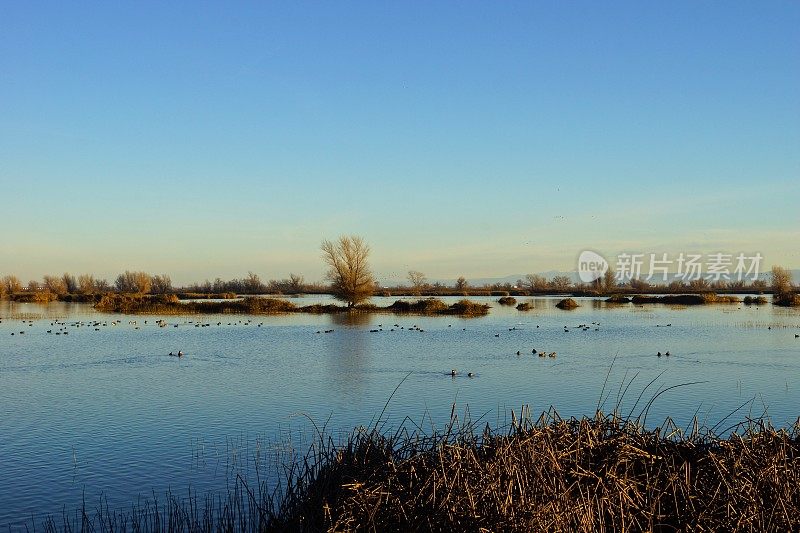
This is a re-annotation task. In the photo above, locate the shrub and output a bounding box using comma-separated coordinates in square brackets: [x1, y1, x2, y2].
[497, 296, 517, 306]
[555, 298, 579, 310]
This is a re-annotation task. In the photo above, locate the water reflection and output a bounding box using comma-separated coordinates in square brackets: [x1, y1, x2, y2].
[325, 312, 372, 398]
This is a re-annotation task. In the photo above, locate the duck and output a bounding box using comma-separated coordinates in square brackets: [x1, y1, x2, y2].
[467, 372, 474, 378]
[451, 369, 457, 376]
[657, 351, 662, 357]
[177, 351, 183, 357]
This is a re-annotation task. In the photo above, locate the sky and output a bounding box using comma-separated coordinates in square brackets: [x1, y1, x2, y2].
[1, 1, 798, 284]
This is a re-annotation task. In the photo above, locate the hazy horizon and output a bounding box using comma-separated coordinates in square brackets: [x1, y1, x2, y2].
[2, 2, 798, 282]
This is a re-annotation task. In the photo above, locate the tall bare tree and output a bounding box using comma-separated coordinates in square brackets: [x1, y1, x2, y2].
[407, 270, 427, 295]
[321, 235, 374, 307]
[454, 276, 468, 291]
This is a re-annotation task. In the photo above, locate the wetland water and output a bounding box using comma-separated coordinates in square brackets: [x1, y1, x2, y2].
[1, 295, 799, 525]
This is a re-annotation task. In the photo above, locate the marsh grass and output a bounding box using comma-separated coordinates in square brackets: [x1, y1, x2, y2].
[556, 297, 579, 309]
[497, 296, 517, 306]
[36, 407, 800, 532]
[94, 295, 490, 317]
[631, 294, 741, 305]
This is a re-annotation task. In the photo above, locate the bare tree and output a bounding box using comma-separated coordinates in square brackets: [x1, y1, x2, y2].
[115, 271, 152, 293]
[407, 270, 427, 295]
[603, 269, 617, 291]
[2, 275, 23, 294]
[771, 266, 793, 299]
[321, 235, 374, 307]
[454, 276, 469, 291]
[288, 273, 305, 294]
[27, 280, 40, 292]
[525, 274, 548, 293]
[62, 273, 78, 293]
[150, 274, 173, 294]
[78, 274, 96, 294]
[244, 272, 265, 294]
[43, 275, 67, 294]
[550, 275, 572, 291]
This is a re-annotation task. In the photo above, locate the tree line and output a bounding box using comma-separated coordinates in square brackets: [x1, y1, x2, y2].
[0, 237, 795, 306]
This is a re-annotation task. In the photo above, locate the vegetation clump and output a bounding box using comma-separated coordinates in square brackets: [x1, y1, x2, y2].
[516, 302, 532, 311]
[605, 294, 631, 304]
[556, 298, 579, 309]
[743, 295, 769, 305]
[774, 294, 800, 307]
[497, 296, 517, 306]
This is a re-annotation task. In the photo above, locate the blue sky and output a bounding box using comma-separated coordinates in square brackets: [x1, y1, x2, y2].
[1, 1, 798, 284]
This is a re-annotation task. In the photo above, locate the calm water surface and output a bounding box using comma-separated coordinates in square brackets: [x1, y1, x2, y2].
[1, 296, 799, 525]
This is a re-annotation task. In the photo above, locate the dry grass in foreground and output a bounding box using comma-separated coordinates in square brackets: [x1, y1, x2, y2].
[270, 409, 800, 532]
[37, 408, 800, 532]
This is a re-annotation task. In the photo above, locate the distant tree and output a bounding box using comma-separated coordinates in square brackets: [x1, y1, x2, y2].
[771, 266, 793, 299]
[321, 235, 375, 307]
[455, 276, 469, 291]
[94, 279, 110, 292]
[115, 271, 151, 294]
[629, 278, 650, 291]
[751, 279, 768, 290]
[603, 269, 617, 291]
[288, 273, 305, 294]
[78, 274, 96, 294]
[2, 275, 23, 294]
[244, 272, 265, 293]
[549, 275, 572, 291]
[408, 270, 427, 295]
[27, 280, 40, 292]
[525, 274, 548, 292]
[62, 273, 78, 293]
[43, 275, 67, 294]
[150, 274, 173, 294]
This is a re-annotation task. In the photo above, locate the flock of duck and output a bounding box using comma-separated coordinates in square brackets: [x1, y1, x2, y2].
[5, 316, 798, 368]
